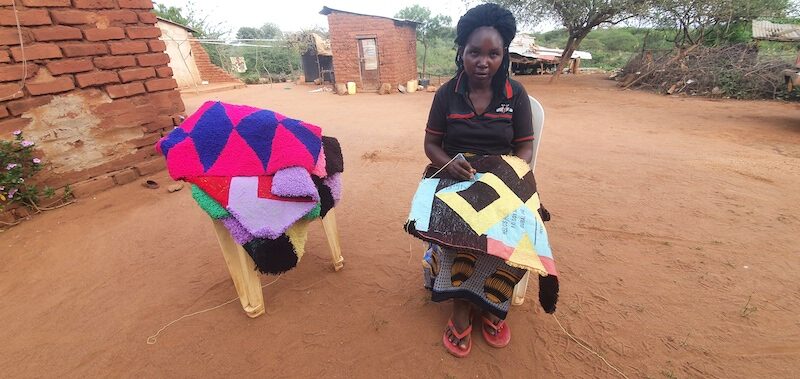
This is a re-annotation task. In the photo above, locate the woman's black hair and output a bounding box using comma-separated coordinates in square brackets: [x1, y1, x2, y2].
[454, 3, 517, 94]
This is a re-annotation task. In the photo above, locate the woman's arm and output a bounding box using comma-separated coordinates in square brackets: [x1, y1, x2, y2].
[425, 133, 475, 180]
[513, 140, 533, 163]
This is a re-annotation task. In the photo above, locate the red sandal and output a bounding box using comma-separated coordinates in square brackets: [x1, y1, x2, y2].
[443, 318, 472, 358]
[481, 316, 511, 348]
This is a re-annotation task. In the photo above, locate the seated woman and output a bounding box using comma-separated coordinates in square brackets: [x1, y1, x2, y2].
[405, 3, 558, 358]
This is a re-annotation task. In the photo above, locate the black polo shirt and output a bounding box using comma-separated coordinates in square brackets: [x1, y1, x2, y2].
[426, 72, 534, 156]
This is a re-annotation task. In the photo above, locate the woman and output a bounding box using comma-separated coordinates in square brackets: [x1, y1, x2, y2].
[410, 4, 557, 357]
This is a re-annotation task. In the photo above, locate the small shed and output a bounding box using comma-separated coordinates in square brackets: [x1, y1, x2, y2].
[320, 6, 419, 91]
[300, 33, 334, 83]
[156, 18, 241, 88]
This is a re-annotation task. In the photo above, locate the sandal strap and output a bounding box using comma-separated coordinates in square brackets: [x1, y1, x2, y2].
[447, 319, 473, 340]
[482, 316, 505, 332]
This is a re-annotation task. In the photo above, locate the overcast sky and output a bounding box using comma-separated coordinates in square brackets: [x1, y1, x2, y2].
[154, 0, 554, 37]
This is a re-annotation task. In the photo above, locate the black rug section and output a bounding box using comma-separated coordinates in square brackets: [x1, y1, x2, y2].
[322, 136, 344, 174]
[243, 235, 298, 275]
[539, 275, 559, 314]
[313, 176, 335, 218]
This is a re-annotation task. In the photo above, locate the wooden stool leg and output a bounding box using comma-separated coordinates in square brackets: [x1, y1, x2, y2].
[512, 271, 530, 306]
[321, 209, 344, 271]
[212, 220, 265, 318]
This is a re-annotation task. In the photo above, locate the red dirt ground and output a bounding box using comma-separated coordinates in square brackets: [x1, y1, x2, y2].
[2, 75, 799, 378]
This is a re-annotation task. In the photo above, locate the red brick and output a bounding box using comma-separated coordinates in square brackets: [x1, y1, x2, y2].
[147, 90, 184, 113]
[46, 58, 94, 75]
[137, 11, 157, 24]
[31, 26, 83, 42]
[84, 27, 125, 41]
[142, 114, 173, 132]
[0, 105, 7, 118]
[105, 81, 145, 98]
[0, 28, 34, 45]
[93, 55, 135, 69]
[7, 95, 53, 116]
[155, 65, 172, 78]
[0, 117, 31, 136]
[148, 39, 166, 52]
[126, 26, 160, 39]
[112, 168, 139, 185]
[0, 64, 39, 82]
[130, 132, 161, 148]
[133, 158, 165, 176]
[108, 41, 148, 55]
[0, 10, 51, 26]
[26, 76, 74, 95]
[61, 43, 108, 57]
[97, 10, 139, 24]
[136, 53, 169, 67]
[118, 0, 154, 9]
[0, 51, 8, 63]
[75, 71, 118, 87]
[0, 83, 25, 100]
[50, 10, 96, 25]
[10, 43, 61, 61]
[73, 0, 116, 9]
[21, 0, 71, 6]
[71, 176, 116, 198]
[118, 66, 154, 82]
[144, 78, 176, 92]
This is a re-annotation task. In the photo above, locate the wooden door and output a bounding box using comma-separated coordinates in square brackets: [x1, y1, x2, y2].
[358, 38, 380, 91]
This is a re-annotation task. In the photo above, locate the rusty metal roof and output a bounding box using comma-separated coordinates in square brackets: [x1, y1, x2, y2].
[752, 20, 800, 42]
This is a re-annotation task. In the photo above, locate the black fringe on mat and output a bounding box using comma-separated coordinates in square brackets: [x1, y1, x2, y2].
[313, 176, 336, 218]
[539, 275, 559, 314]
[322, 136, 344, 174]
[243, 235, 298, 275]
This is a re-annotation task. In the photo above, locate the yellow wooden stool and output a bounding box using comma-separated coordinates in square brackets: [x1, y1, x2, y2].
[211, 209, 344, 318]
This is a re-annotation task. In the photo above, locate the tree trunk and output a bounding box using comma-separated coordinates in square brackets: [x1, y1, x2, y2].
[549, 34, 587, 84]
[422, 42, 428, 79]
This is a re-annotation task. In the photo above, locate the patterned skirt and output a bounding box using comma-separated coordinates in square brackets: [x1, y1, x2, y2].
[423, 244, 526, 320]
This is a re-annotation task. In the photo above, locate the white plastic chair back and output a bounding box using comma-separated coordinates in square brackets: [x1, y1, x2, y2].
[528, 96, 545, 172]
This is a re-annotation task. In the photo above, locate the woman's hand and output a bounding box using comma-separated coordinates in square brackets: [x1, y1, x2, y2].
[446, 159, 476, 181]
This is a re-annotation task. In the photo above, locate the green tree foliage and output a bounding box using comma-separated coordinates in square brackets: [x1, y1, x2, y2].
[236, 23, 284, 40]
[152, 1, 228, 38]
[496, 0, 651, 81]
[396, 5, 453, 77]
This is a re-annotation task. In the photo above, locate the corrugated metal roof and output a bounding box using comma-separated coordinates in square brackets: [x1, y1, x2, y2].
[752, 20, 800, 42]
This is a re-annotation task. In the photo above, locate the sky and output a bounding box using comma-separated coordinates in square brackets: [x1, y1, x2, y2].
[154, 0, 553, 37]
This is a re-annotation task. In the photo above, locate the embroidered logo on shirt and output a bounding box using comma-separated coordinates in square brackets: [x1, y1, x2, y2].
[496, 103, 513, 114]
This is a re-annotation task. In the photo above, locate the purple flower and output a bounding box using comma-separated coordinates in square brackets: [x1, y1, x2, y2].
[6, 163, 17, 170]
[12, 130, 21, 136]
[32, 158, 41, 164]
[0, 186, 4, 191]
[20, 140, 34, 147]
[8, 188, 17, 198]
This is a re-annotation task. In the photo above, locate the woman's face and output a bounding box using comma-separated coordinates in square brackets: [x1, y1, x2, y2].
[461, 26, 504, 84]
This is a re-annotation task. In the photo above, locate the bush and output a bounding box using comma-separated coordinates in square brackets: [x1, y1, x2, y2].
[620, 44, 798, 100]
[0, 130, 49, 211]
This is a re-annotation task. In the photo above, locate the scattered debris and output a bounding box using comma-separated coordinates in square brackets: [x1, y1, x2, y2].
[142, 180, 159, 190]
[167, 183, 184, 193]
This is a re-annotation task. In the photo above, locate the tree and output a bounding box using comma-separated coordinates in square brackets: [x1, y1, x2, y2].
[259, 23, 283, 39]
[495, 0, 651, 82]
[153, 1, 229, 38]
[396, 5, 453, 78]
[236, 26, 263, 40]
[649, 0, 792, 47]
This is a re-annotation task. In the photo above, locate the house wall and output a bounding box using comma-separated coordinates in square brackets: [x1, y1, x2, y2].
[325, 12, 417, 90]
[157, 20, 200, 88]
[0, 0, 186, 222]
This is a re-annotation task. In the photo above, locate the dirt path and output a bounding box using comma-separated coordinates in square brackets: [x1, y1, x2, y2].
[1, 75, 799, 378]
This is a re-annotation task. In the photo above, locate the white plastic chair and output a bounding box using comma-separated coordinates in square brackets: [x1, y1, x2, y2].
[512, 96, 545, 305]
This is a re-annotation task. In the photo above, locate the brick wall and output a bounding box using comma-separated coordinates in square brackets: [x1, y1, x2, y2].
[325, 11, 417, 91]
[187, 38, 241, 83]
[0, 0, 185, 223]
